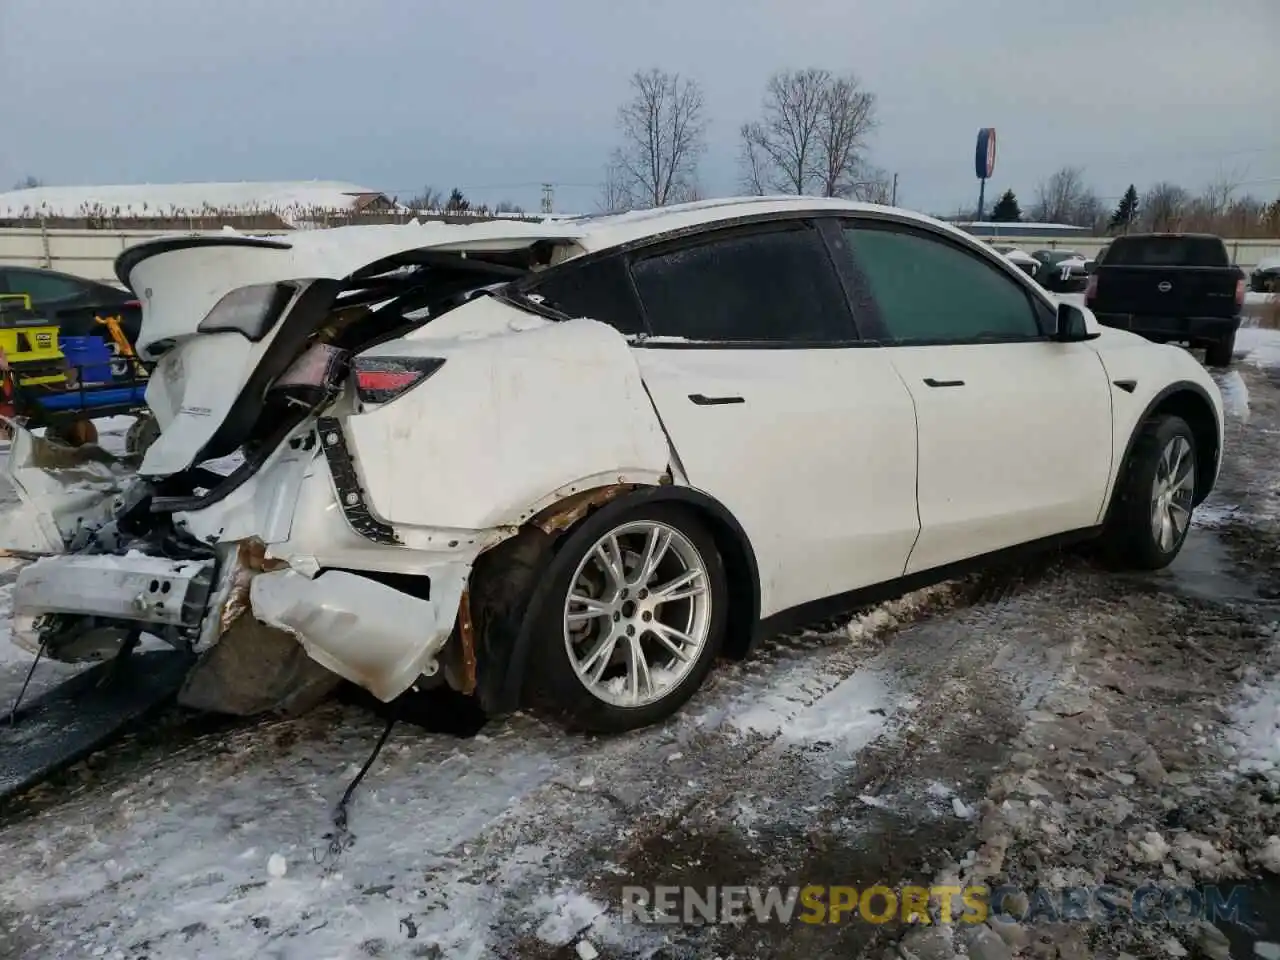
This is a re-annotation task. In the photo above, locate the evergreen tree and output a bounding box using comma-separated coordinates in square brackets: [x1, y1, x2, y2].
[445, 187, 470, 213]
[1109, 185, 1139, 232]
[990, 189, 1021, 222]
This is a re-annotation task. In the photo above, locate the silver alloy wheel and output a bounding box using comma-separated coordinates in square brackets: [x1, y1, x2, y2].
[563, 520, 712, 709]
[1150, 435, 1195, 552]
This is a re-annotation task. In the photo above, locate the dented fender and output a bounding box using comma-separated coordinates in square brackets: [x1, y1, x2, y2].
[343, 302, 674, 532]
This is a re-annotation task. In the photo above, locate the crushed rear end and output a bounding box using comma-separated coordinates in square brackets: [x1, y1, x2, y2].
[1, 221, 631, 716]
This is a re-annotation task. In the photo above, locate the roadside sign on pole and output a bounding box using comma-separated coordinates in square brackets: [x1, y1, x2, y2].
[975, 128, 997, 180]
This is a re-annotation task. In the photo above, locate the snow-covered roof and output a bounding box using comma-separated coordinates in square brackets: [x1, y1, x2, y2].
[0, 181, 397, 221]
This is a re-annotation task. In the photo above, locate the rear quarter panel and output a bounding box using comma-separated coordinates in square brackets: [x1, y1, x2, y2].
[343, 298, 673, 531]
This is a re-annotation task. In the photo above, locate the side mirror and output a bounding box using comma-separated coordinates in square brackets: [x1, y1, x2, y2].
[1083, 260, 1097, 275]
[1053, 301, 1100, 342]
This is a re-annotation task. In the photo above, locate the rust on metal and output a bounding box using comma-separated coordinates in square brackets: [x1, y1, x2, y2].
[456, 587, 478, 695]
[218, 539, 288, 635]
[532, 484, 634, 536]
[238, 537, 289, 573]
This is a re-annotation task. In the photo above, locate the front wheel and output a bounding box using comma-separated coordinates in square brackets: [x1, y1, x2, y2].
[530, 503, 728, 733]
[1099, 414, 1197, 570]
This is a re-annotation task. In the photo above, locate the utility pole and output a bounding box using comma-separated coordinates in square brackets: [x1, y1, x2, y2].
[890, 172, 898, 207]
[540, 183, 554, 215]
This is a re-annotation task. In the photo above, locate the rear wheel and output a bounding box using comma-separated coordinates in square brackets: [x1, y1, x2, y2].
[1099, 414, 1197, 570]
[531, 503, 728, 733]
[1204, 330, 1236, 368]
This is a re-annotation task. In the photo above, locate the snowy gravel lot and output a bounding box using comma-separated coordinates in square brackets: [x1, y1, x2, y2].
[2, 332, 1280, 959]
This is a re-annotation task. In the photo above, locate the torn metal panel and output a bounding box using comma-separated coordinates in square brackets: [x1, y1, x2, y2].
[249, 565, 468, 702]
[0, 422, 133, 554]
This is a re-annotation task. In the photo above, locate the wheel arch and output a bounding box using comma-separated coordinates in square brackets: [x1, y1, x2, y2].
[470, 482, 762, 716]
[1105, 380, 1220, 523]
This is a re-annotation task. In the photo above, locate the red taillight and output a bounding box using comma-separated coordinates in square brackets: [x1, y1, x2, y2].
[352, 357, 445, 405]
[1235, 277, 1246, 307]
[1085, 275, 1098, 301]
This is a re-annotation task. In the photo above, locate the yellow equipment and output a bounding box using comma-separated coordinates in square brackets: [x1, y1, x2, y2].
[0, 295, 67, 386]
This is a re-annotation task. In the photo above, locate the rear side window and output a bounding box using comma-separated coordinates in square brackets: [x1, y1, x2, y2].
[842, 225, 1043, 344]
[630, 224, 854, 342]
[524, 256, 645, 336]
[1104, 236, 1229, 267]
[5, 269, 88, 302]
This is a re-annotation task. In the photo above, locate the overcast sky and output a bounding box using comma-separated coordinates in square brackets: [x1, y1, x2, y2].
[1, 0, 1276, 215]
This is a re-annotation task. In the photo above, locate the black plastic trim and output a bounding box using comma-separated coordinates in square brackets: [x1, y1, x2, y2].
[114, 236, 292, 289]
[316, 417, 402, 545]
[756, 526, 1103, 641]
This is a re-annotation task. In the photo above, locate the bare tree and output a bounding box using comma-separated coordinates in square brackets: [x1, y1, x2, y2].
[738, 128, 769, 195]
[407, 186, 443, 211]
[1073, 188, 1106, 231]
[1030, 167, 1088, 223]
[739, 69, 829, 194]
[612, 68, 707, 208]
[738, 69, 877, 198]
[852, 166, 894, 204]
[597, 159, 635, 213]
[816, 74, 877, 198]
[1142, 182, 1189, 231]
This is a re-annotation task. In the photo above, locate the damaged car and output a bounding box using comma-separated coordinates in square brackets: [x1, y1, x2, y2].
[1, 197, 1226, 733]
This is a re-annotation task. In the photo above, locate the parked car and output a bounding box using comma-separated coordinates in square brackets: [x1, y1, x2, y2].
[993, 245, 1039, 279]
[4, 198, 1224, 734]
[1251, 257, 1280, 294]
[0, 265, 142, 360]
[1085, 232, 1245, 368]
[1031, 249, 1091, 293]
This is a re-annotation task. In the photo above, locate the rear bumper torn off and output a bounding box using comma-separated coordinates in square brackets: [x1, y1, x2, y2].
[11, 554, 215, 655]
[248, 565, 469, 702]
[11, 549, 472, 708]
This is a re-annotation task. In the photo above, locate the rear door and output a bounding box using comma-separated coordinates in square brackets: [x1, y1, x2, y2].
[835, 219, 1114, 574]
[623, 219, 921, 618]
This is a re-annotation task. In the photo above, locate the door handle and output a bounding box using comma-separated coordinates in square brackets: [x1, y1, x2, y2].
[922, 378, 965, 388]
[688, 393, 745, 406]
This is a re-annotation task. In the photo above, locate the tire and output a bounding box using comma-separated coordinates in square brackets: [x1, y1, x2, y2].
[1099, 414, 1197, 571]
[1204, 331, 1236, 369]
[529, 502, 728, 734]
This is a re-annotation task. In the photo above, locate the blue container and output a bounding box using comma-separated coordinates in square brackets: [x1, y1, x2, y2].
[60, 335, 115, 384]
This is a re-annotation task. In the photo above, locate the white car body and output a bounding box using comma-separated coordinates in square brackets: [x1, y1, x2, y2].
[2, 197, 1225, 722]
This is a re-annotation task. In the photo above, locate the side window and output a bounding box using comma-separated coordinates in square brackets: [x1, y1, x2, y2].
[842, 226, 1043, 343]
[630, 223, 854, 343]
[7, 269, 87, 303]
[524, 256, 645, 336]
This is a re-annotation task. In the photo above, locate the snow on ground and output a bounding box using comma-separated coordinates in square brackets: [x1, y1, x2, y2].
[1239, 323, 1280, 369]
[1218, 369, 1251, 423]
[1227, 644, 1280, 787]
[4, 368, 1280, 957]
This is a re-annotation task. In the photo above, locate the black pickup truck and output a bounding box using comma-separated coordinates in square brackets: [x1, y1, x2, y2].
[1084, 233, 1245, 367]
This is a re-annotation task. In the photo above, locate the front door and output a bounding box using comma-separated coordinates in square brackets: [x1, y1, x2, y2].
[835, 220, 1114, 574]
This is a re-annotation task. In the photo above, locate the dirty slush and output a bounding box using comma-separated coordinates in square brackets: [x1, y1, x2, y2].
[1, 362, 1279, 959]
